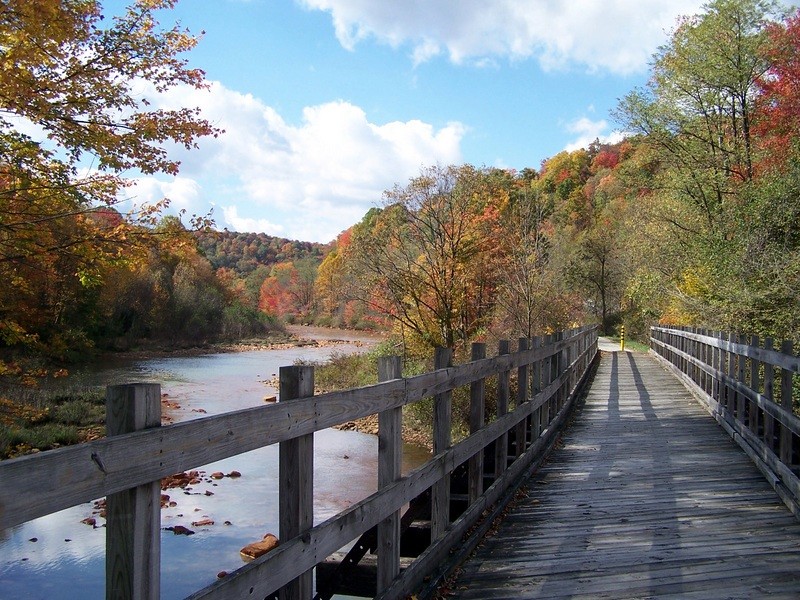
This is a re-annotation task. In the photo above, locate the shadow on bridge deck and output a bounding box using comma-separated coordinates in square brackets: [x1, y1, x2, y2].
[448, 351, 800, 599]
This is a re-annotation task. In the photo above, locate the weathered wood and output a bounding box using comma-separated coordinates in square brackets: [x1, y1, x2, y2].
[651, 329, 800, 518]
[278, 365, 314, 600]
[764, 338, 776, 452]
[0, 329, 598, 531]
[650, 336, 800, 438]
[105, 383, 161, 600]
[448, 352, 800, 600]
[431, 347, 453, 541]
[377, 356, 403, 593]
[515, 338, 529, 458]
[378, 341, 598, 600]
[736, 334, 747, 426]
[193, 337, 601, 600]
[780, 340, 794, 466]
[531, 336, 542, 440]
[468, 343, 486, 504]
[494, 340, 511, 480]
[5, 326, 600, 600]
[652, 326, 800, 373]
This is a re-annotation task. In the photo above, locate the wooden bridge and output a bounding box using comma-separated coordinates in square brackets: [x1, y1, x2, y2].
[1, 326, 799, 599]
[448, 345, 800, 599]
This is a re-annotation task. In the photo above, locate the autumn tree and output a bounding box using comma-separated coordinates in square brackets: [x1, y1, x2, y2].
[0, 0, 219, 359]
[615, 0, 777, 236]
[494, 174, 561, 338]
[754, 9, 800, 170]
[259, 259, 320, 321]
[347, 165, 502, 349]
[612, 0, 791, 333]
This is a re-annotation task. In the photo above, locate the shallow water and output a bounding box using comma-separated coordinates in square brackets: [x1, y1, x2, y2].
[0, 338, 429, 599]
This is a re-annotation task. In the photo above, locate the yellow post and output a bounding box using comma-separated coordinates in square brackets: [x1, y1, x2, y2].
[620, 325, 625, 352]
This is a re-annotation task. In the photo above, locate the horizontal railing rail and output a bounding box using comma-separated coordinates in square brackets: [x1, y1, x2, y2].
[651, 326, 800, 519]
[1, 325, 598, 599]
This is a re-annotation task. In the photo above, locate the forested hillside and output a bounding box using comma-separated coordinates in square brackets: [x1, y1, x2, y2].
[0, 0, 797, 375]
[312, 0, 800, 349]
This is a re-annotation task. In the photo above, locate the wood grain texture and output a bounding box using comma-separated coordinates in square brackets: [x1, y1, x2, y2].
[278, 366, 314, 600]
[377, 356, 403, 593]
[449, 352, 800, 600]
[105, 384, 161, 600]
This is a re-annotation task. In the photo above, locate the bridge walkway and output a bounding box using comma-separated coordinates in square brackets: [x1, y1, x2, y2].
[448, 349, 800, 599]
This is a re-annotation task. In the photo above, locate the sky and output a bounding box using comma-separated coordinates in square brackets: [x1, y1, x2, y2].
[106, 0, 715, 243]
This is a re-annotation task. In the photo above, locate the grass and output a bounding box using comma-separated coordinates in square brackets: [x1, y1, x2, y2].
[0, 389, 106, 459]
[607, 336, 651, 353]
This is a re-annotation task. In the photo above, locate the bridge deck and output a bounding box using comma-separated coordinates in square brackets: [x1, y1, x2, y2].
[449, 350, 800, 599]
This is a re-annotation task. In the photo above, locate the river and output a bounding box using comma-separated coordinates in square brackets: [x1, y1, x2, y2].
[0, 328, 428, 599]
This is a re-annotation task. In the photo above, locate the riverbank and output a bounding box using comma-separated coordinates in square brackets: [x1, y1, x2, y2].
[99, 325, 383, 361]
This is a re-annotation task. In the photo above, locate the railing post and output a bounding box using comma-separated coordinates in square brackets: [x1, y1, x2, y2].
[542, 334, 553, 430]
[377, 356, 403, 593]
[468, 343, 486, 504]
[726, 332, 735, 414]
[780, 340, 794, 465]
[532, 336, 543, 440]
[750, 335, 761, 437]
[764, 338, 775, 452]
[736, 334, 747, 427]
[105, 383, 161, 600]
[715, 331, 724, 408]
[494, 340, 510, 480]
[278, 365, 314, 600]
[515, 338, 529, 458]
[432, 347, 453, 541]
[556, 330, 566, 412]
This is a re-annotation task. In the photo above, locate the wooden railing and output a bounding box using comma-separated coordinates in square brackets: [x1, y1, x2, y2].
[1, 325, 598, 599]
[650, 326, 800, 518]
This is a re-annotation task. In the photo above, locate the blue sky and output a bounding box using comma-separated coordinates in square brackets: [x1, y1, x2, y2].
[107, 0, 714, 243]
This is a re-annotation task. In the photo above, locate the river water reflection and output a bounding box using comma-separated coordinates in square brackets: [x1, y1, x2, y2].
[0, 332, 430, 599]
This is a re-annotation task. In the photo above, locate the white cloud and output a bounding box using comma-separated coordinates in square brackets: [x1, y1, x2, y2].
[298, 0, 706, 74]
[126, 176, 202, 212]
[563, 116, 624, 152]
[135, 80, 465, 242]
[221, 206, 285, 236]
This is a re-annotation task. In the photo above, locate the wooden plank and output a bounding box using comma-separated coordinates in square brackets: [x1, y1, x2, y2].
[751, 334, 762, 436]
[515, 338, 529, 458]
[468, 343, 486, 504]
[494, 340, 510, 479]
[431, 347, 453, 541]
[764, 338, 776, 452]
[190, 350, 594, 600]
[105, 383, 161, 600]
[377, 356, 403, 593]
[780, 340, 794, 465]
[278, 365, 314, 600]
[531, 336, 542, 440]
[0, 325, 600, 600]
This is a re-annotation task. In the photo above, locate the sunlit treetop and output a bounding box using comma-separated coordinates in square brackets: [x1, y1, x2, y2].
[0, 0, 221, 205]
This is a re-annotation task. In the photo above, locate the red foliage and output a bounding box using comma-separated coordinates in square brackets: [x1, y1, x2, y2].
[754, 11, 800, 171]
[591, 149, 620, 171]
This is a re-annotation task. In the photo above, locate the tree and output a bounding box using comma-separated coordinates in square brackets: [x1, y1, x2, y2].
[347, 165, 501, 349]
[612, 0, 792, 334]
[754, 9, 800, 170]
[615, 0, 777, 236]
[0, 0, 219, 358]
[494, 177, 555, 338]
